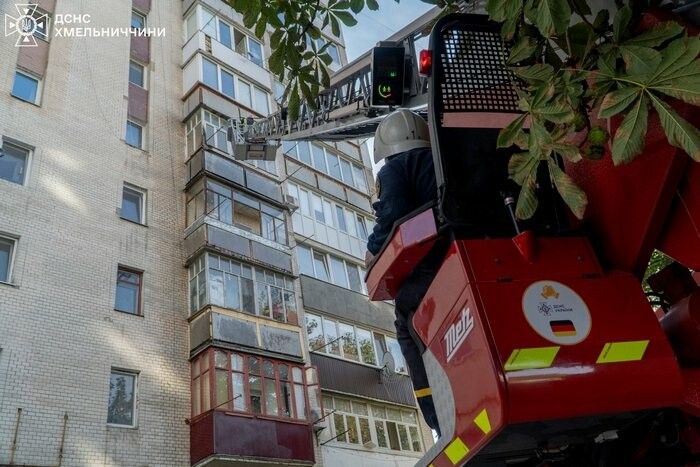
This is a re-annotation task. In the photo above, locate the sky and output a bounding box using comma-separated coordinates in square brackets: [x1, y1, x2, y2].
[341, 0, 435, 61]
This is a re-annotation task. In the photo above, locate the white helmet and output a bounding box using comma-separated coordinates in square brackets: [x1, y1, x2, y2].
[373, 109, 430, 164]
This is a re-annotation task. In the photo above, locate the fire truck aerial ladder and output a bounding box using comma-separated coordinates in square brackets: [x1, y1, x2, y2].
[224, 4, 700, 467]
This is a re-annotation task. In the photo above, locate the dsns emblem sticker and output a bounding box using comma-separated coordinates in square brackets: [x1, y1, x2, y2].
[522, 281, 591, 345]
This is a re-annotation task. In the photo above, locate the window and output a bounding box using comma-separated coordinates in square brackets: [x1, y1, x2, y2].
[218, 20, 232, 48]
[186, 179, 287, 244]
[202, 57, 218, 89]
[129, 61, 145, 87]
[11, 71, 39, 104]
[0, 141, 30, 185]
[296, 245, 366, 294]
[115, 267, 142, 315]
[28, 8, 50, 41]
[234, 29, 265, 67]
[285, 143, 368, 192]
[306, 313, 384, 367]
[198, 59, 271, 116]
[121, 184, 146, 225]
[188, 252, 297, 323]
[324, 395, 423, 452]
[0, 236, 17, 284]
[131, 10, 146, 30]
[107, 370, 137, 427]
[125, 121, 143, 149]
[191, 348, 322, 420]
[185, 10, 197, 40]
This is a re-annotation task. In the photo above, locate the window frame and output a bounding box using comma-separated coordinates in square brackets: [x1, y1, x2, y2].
[191, 348, 320, 422]
[11, 70, 41, 105]
[198, 57, 271, 116]
[295, 243, 367, 295]
[325, 395, 423, 453]
[128, 60, 146, 89]
[114, 266, 143, 315]
[306, 313, 387, 369]
[0, 139, 31, 186]
[0, 235, 17, 285]
[121, 183, 147, 225]
[131, 10, 147, 30]
[188, 252, 296, 323]
[29, 7, 51, 42]
[125, 120, 144, 149]
[107, 369, 139, 428]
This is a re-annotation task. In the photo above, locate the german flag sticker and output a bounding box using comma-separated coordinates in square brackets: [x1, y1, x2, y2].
[550, 320, 576, 337]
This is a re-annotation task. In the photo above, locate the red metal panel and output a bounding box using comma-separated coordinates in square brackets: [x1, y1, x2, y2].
[659, 161, 700, 270]
[213, 412, 314, 462]
[565, 110, 690, 277]
[366, 208, 439, 300]
[190, 412, 215, 464]
[413, 243, 468, 347]
[415, 239, 684, 466]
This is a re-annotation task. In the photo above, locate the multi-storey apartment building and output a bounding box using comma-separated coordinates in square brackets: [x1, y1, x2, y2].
[0, 1, 433, 466]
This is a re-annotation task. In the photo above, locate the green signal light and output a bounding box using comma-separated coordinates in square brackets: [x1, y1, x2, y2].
[389, 71, 397, 77]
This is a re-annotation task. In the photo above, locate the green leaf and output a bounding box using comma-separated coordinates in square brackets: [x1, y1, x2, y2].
[515, 174, 539, 220]
[498, 114, 528, 148]
[568, 0, 591, 16]
[533, 100, 574, 123]
[611, 95, 649, 165]
[255, 19, 267, 38]
[330, 15, 341, 38]
[350, 0, 363, 14]
[333, 11, 358, 26]
[514, 64, 554, 83]
[553, 143, 583, 163]
[501, 15, 519, 41]
[593, 9, 609, 33]
[651, 75, 700, 106]
[613, 5, 632, 43]
[652, 36, 700, 83]
[619, 45, 662, 76]
[508, 152, 538, 185]
[268, 49, 285, 76]
[562, 22, 595, 62]
[508, 35, 539, 64]
[623, 21, 683, 48]
[486, 0, 509, 22]
[524, 0, 570, 38]
[599, 87, 642, 118]
[528, 119, 553, 158]
[549, 162, 587, 219]
[648, 93, 700, 161]
[288, 86, 301, 121]
[367, 0, 379, 10]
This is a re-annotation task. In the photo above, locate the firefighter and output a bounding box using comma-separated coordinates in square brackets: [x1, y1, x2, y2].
[365, 109, 448, 436]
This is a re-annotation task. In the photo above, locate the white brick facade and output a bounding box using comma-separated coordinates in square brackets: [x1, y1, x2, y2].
[0, 1, 190, 465]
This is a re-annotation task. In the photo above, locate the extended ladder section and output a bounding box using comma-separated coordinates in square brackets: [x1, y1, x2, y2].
[233, 6, 454, 143]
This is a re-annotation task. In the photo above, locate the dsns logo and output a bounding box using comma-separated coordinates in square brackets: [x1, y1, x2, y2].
[5, 4, 47, 47]
[444, 307, 474, 362]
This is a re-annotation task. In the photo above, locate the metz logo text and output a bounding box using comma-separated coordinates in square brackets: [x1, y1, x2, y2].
[444, 307, 475, 362]
[5, 4, 46, 47]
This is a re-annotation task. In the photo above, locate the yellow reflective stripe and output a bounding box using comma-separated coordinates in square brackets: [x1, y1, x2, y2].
[504, 346, 560, 371]
[415, 388, 432, 398]
[474, 408, 491, 434]
[597, 340, 649, 364]
[444, 438, 470, 465]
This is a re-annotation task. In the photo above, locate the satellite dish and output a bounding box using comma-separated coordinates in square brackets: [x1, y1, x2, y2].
[381, 351, 396, 377]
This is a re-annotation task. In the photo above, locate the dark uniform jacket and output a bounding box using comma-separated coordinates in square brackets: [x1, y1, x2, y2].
[367, 147, 445, 267]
